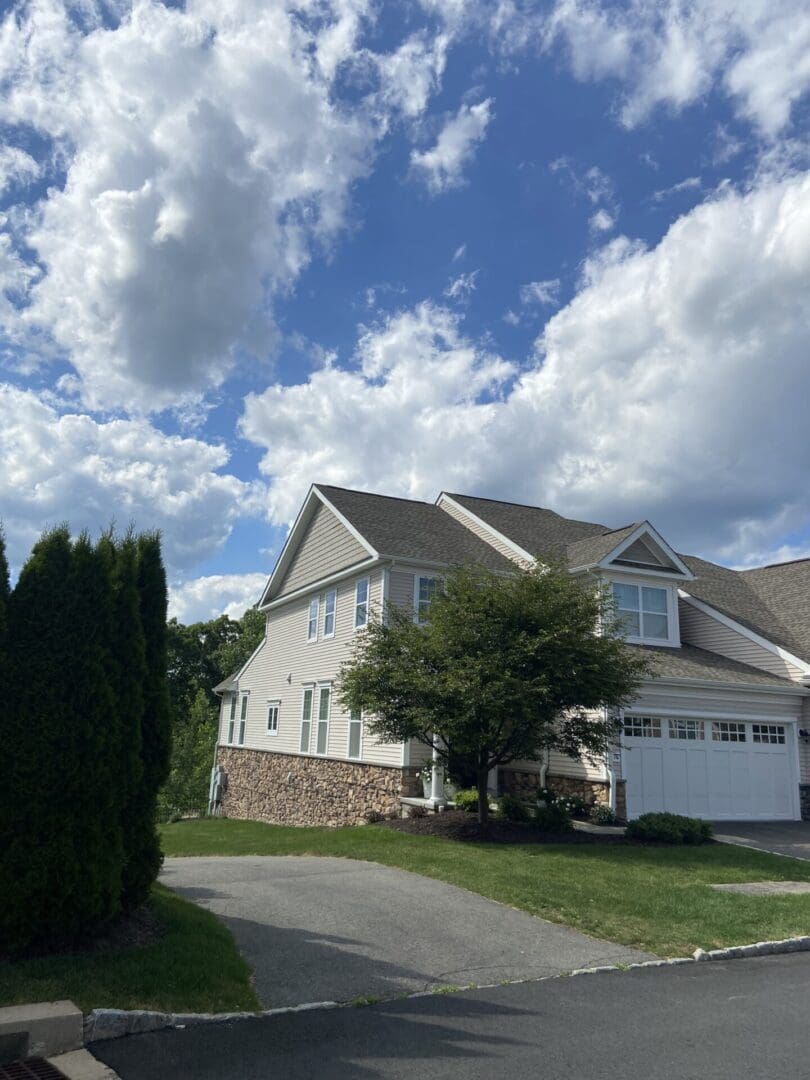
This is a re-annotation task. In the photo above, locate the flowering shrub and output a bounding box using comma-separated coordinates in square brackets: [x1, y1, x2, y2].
[589, 803, 618, 826]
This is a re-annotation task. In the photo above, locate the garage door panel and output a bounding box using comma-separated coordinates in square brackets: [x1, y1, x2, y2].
[623, 717, 797, 821]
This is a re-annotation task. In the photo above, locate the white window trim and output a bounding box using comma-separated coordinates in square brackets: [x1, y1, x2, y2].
[227, 694, 237, 745]
[323, 588, 337, 639]
[238, 692, 249, 746]
[347, 708, 363, 760]
[266, 700, 280, 736]
[307, 596, 319, 643]
[354, 577, 370, 631]
[314, 682, 332, 757]
[610, 579, 678, 647]
[413, 574, 442, 625]
[300, 684, 315, 754]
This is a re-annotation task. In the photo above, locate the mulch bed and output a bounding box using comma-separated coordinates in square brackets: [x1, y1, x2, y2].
[380, 809, 628, 845]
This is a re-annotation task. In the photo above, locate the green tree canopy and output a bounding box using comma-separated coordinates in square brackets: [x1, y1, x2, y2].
[340, 562, 650, 823]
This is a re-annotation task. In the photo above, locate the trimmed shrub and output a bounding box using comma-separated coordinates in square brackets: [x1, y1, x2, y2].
[453, 788, 481, 813]
[533, 801, 574, 832]
[498, 793, 532, 823]
[626, 812, 713, 844]
[589, 803, 618, 826]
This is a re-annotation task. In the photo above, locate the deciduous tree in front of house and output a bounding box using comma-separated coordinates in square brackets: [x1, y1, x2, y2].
[340, 562, 650, 824]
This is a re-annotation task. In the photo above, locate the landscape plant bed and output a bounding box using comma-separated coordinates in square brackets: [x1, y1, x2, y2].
[382, 809, 628, 844]
[0, 884, 259, 1014]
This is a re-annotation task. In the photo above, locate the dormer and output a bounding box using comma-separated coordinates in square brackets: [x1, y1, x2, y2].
[568, 522, 694, 649]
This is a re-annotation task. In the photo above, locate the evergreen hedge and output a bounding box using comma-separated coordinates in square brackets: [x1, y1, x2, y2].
[0, 527, 172, 955]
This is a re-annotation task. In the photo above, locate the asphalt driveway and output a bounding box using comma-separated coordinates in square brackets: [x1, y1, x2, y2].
[160, 856, 653, 1008]
[712, 821, 810, 861]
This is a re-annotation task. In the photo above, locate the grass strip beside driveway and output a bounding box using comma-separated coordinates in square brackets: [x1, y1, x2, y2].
[0, 884, 260, 1014]
[161, 819, 810, 958]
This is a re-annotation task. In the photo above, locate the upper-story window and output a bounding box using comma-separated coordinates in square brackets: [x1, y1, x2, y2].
[355, 578, 369, 629]
[323, 589, 336, 638]
[415, 576, 441, 624]
[307, 597, 319, 642]
[612, 582, 669, 641]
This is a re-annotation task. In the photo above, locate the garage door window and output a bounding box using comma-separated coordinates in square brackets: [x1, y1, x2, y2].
[752, 724, 786, 745]
[668, 719, 704, 741]
[624, 716, 661, 738]
[712, 722, 746, 742]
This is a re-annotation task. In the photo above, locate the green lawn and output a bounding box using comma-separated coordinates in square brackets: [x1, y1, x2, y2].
[0, 884, 259, 1014]
[163, 818, 810, 957]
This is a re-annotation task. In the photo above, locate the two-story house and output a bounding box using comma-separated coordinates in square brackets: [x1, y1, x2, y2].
[213, 484, 810, 825]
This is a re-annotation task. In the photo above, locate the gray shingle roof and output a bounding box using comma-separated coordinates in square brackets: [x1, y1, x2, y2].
[566, 524, 640, 568]
[316, 485, 514, 572]
[629, 643, 802, 688]
[742, 560, 810, 662]
[679, 554, 806, 658]
[444, 493, 609, 561]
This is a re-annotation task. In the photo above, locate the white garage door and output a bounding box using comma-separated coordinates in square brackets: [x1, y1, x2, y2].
[623, 716, 798, 821]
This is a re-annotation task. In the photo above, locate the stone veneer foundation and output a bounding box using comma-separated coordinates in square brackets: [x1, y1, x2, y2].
[800, 784, 810, 822]
[218, 746, 421, 827]
[500, 768, 627, 819]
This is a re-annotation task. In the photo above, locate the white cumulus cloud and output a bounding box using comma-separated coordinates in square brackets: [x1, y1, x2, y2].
[240, 171, 810, 563]
[411, 98, 493, 193]
[168, 573, 269, 623]
[0, 383, 261, 573]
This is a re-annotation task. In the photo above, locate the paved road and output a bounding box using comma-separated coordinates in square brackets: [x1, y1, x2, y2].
[93, 953, 810, 1079]
[712, 820, 810, 861]
[159, 856, 652, 1007]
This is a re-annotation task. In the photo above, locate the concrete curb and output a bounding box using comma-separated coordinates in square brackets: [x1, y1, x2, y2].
[83, 935, 810, 1044]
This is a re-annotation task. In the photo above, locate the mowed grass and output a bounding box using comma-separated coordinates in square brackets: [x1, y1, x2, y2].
[163, 818, 810, 958]
[0, 884, 259, 1014]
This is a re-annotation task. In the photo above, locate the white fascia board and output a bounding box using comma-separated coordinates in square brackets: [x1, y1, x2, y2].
[312, 486, 380, 559]
[597, 521, 694, 580]
[260, 556, 381, 610]
[435, 493, 535, 564]
[641, 674, 809, 696]
[678, 592, 810, 677]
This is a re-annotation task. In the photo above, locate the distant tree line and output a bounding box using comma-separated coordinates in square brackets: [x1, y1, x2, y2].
[160, 607, 265, 819]
[0, 526, 171, 955]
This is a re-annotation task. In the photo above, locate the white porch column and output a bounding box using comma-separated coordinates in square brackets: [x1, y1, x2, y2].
[429, 737, 445, 803]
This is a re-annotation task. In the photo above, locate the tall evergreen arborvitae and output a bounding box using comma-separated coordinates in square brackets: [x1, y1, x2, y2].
[0, 527, 84, 953]
[67, 534, 124, 928]
[100, 532, 147, 911]
[122, 532, 172, 909]
[0, 527, 8, 689]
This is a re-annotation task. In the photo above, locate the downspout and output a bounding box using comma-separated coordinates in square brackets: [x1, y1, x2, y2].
[538, 748, 550, 790]
[604, 706, 617, 813]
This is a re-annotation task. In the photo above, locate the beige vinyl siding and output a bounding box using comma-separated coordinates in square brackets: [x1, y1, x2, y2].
[438, 497, 530, 566]
[276, 501, 369, 598]
[220, 569, 402, 767]
[679, 598, 807, 681]
[407, 739, 433, 768]
[389, 570, 415, 612]
[617, 537, 666, 566]
[801, 698, 810, 784]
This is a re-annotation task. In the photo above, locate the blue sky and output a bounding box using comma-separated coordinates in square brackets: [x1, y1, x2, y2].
[0, 0, 809, 621]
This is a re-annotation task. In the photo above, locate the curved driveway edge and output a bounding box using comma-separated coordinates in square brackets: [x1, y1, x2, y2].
[160, 856, 654, 1008]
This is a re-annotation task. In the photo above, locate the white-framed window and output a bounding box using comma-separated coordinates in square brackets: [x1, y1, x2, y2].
[300, 687, 314, 752]
[307, 597, 319, 642]
[348, 708, 363, 760]
[752, 723, 786, 745]
[315, 684, 331, 755]
[266, 701, 280, 735]
[712, 721, 747, 743]
[227, 694, 237, 744]
[355, 578, 370, 629]
[415, 575, 441, 624]
[238, 694, 248, 746]
[323, 589, 336, 638]
[612, 582, 670, 641]
[623, 716, 661, 738]
[668, 719, 705, 741]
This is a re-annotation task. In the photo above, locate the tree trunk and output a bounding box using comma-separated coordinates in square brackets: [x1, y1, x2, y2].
[476, 768, 490, 827]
